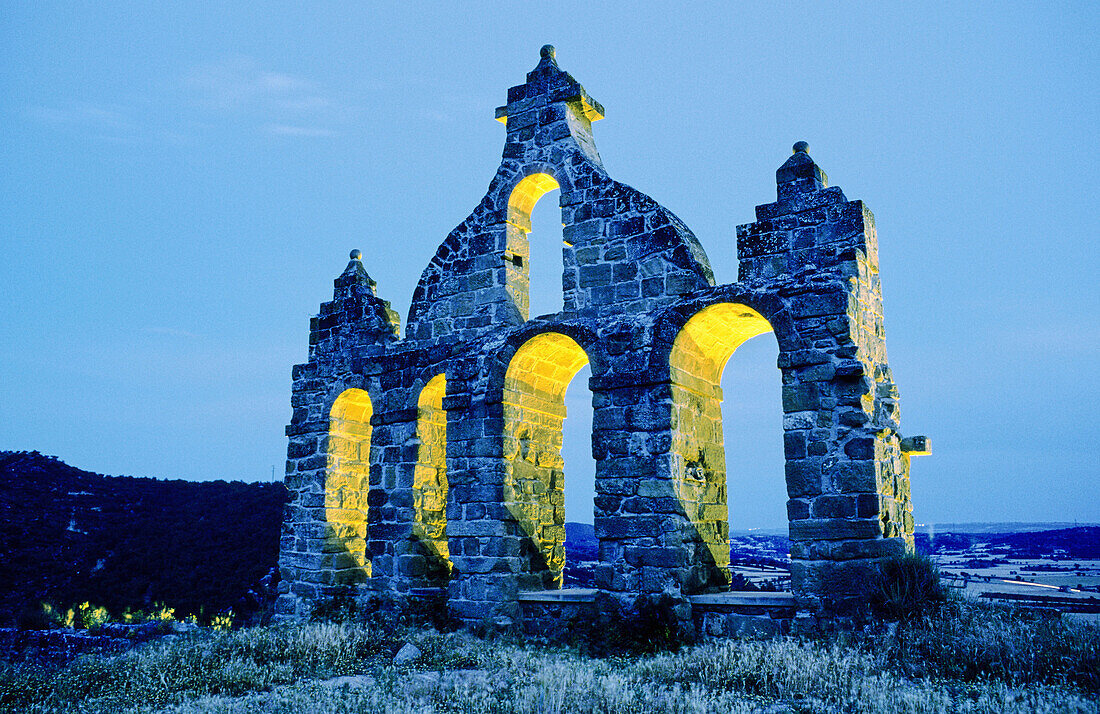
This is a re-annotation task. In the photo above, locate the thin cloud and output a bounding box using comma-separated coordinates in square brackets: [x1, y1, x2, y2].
[26, 102, 140, 137]
[143, 327, 202, 339]
[264, 124, 337, 137]
[185, 58, 338, 138]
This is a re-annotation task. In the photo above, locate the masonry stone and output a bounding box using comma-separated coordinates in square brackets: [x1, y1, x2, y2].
[276, 46, 927, 634]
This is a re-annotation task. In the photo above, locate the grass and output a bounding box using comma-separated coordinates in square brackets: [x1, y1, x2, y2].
[2, 598, 1098, 714]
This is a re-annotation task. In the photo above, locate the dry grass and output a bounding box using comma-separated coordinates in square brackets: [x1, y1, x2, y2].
[1, 602, 1097, 714]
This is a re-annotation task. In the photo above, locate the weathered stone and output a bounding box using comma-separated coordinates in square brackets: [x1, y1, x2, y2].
[392, 642, 422, 665]
[277, 49, 921, 636]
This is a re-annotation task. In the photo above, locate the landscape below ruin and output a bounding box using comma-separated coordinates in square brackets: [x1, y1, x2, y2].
[4, 450, 1097, 629]
[3, 450, 1098, 713]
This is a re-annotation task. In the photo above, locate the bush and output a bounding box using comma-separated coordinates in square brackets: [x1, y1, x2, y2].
[896, 599, 1100, 693]
[569, 593, 694, 657]
[15, 603, 58, 631]
[873, 551, 947, 621]
[308, 588, 360, 624]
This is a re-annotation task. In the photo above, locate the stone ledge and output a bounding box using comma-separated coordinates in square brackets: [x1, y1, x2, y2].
[517, 588, 597, 603]
[689, 592, 795, 610]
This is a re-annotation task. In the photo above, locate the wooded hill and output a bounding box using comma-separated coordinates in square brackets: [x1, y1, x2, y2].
[0, 451, 287, 627]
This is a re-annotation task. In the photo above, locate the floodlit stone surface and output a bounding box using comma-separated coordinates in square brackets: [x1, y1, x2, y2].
[277, 47, 923, 633]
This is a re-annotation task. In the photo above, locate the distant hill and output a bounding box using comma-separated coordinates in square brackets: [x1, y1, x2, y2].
[914, 522, 1098, 535]
[916, 526, 1100, 559]
[564, 522, 596, 561]
[0, 451, 287, 627]
[5, 451, 1095, 626]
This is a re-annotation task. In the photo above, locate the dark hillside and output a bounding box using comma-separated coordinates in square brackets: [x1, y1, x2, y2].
[915, 526, 1100, 558]
[0, 451, 287, 626]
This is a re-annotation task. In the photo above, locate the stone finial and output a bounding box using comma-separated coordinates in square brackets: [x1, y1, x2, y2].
[494, 44, 604, 126]
[326, 251, 400, 342]
[337, 251, 377, 294]
[776, 141, 828, 199]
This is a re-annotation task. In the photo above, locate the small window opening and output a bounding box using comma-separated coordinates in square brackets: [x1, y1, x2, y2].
[528, 187, 564, 318]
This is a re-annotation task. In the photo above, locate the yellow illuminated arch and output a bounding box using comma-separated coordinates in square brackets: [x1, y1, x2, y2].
[503, 332, 589, 587]
[326, 388, 373, 582]
[669, 303, 774, 592]
[505, 172, 561, 321]
[414, 374, 451, 579]
[508, 172, 560, 232]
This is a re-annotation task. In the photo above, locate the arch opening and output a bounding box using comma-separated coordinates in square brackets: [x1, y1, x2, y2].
[327, 388, 373, 583]
[505, 173, 562, 321]
[503, 332, 590, 589]
[669, 303, 776, 593]
[413, 374, 451, 584]
[529, 185, 565, 319]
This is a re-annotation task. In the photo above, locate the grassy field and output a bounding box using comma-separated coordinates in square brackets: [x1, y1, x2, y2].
[2, 598, 1098, 714]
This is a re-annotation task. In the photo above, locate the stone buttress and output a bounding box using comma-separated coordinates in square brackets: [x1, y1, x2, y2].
[277, 48, 926, 633]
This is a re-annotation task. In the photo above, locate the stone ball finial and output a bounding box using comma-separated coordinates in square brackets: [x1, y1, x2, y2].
[792, 141, 810, 154]
[350, 249, 362, 260]
[540, 45, 556, 60]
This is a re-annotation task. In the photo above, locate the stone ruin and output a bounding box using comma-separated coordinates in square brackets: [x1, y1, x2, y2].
[277, 46, 929, 634]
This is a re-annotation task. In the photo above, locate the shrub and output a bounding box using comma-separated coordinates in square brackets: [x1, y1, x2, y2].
[121, 607, 148, 624]
[873, 551, 947, 620]
[210, 611, 233, 631]
[150, 604, 176, 622]
[15, 603, 58, 631]
[897, 599, 1100, 693]
[308, 588, 361, 624]
[569, 593, 694, 656]
[74, 602, 111, 631]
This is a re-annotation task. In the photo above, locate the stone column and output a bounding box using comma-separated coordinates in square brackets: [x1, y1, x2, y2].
[738, 144, 918, 629]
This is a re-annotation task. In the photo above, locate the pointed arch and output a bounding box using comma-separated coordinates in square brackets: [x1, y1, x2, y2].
[326, 388, 373, 583]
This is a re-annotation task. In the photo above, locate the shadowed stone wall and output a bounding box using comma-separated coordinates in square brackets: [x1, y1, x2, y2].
[277, 47, 927, 633]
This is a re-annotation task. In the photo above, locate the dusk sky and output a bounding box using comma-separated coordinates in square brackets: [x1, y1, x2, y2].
[2, 4, 1097, 528]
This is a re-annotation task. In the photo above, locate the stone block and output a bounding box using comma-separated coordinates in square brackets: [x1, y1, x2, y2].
[782, 384, 820, 412]
[785, 459, 823, 498]
[789, 518, 882, 542]
[810, 495, 856, 519]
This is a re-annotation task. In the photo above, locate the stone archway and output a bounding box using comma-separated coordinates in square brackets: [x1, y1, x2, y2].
[668, 303, 775, 592]
[326, 388, 373, 583]
[504, 173, 561, 321]
[412, 374, 450, 584]
[503, 331, 591, 589]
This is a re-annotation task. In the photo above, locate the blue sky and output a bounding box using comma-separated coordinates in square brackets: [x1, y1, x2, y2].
[2, 3, 1097, 527]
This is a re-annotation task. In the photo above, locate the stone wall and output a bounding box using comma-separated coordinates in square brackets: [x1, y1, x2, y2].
[277, 46, 926, 633]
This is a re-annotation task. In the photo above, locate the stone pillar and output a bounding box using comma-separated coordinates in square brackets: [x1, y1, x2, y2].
[737, 144, 916, 629]
[440, 355, 520, 628]
[275, 252, 401, 621]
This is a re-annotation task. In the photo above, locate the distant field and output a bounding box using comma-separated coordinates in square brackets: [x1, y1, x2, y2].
[936, 556, 1100, 594]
